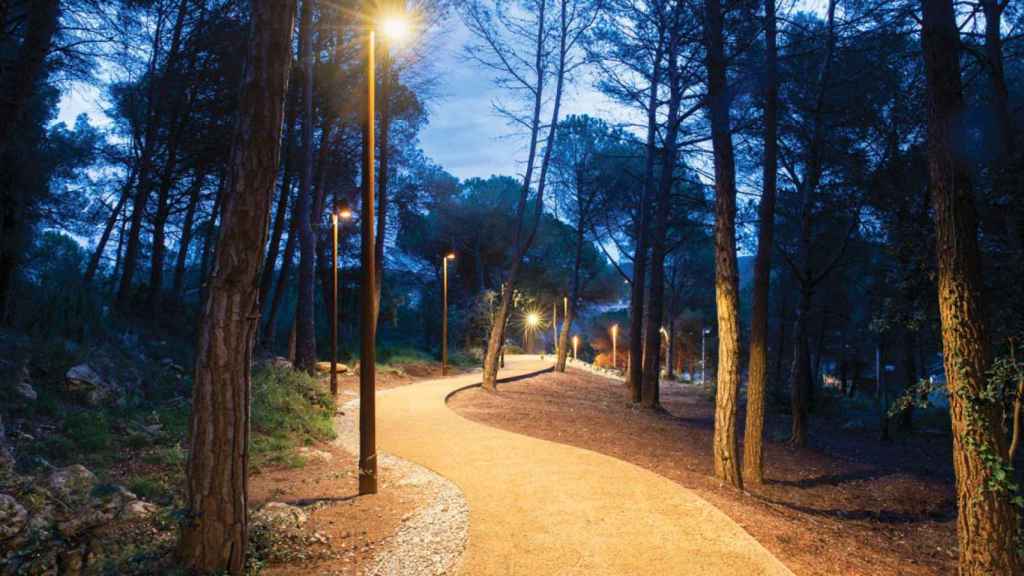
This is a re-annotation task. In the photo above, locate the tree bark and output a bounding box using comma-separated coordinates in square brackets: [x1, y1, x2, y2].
[293, 0, 317, 373]
[920, 0, 1021, 572]
[706, 0, 742, 490]
[178, 0, 295, 572]
[789, 285, 811, 447]
[742, 0, 778, 485]
[0, 0, 59, 157]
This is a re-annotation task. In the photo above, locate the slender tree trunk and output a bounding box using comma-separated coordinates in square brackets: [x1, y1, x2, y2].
[84, 177, 134, 285]
[178, 0, 295, 571]
[264, 198, 298, 346]
[374, 51, 393, 327]
[293, 0, 317, 372]
[172, 177, 202, 297]
[258, 78, 300, 312]
[920, 1, 1020, 572]
[789, 285, 811, 447]
[742, 0, 779, 485]
[706, 0, 742, 489]
[556, 222, 585, 372]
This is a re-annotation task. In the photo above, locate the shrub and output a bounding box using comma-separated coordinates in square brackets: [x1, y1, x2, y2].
[250, 365, 335, 465]
[64, 411, 112, 453]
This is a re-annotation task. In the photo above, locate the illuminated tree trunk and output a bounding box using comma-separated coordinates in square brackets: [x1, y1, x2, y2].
[742, 0, 778, 485]
[178, 0, 295, 572]
[706, 0, 742, 489]
[921, 0, 1020, 572]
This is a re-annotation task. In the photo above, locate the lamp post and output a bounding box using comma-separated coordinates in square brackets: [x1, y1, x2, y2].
[701, 327, 712, 386]
[331, 206, 353, 397]
[525, 312, 540, 353]
[442, 252, 455, 375]
[611, 324, 619, 370]
[359, 13, 409, 497]
[552, 301, 557, 355]
[572, 334, 578, 360]
[660, 326, 669, 375]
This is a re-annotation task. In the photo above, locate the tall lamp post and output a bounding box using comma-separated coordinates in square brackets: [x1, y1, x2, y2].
[525, 312, 540, 353]
[331, 205, 353, 397]
[572, 334, 579, 360]
[611, 324, 619, 370]
[442, 252, 455, 375]
[701, 327, 712, 386]
[359, 13, 409, 497]
[552, 301, 557, 355]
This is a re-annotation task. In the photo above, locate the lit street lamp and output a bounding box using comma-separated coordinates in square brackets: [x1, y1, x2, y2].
[442, 252, 455, 375]
[331, 205, 353, 397]
[552, 301, 558, 356]
[572, 334, 579, 360]
[611, 324, 619, 370]
[524, 311, 540, 353]
[360, 11, 410, 497]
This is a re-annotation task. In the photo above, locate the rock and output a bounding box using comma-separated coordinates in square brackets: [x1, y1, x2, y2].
[252, 502, 307, 531]
[47, 465, 97, 502]
[159, 357, 185, 374]
[56, 485, 133, 539]
[315, 361, 349, 374]
[296, 447, 333, 463]
[269, 356, 292, 369]
[0, 494, 28, 540]
[15, 366, 36, 402]
[64, 364, 120, 406]
[119, 499, 159, 521]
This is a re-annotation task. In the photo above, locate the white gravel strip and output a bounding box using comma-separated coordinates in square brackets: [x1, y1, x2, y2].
[334, 394, 469, 576]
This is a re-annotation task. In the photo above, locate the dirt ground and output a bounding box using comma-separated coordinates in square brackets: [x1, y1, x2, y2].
[448, 368, 958, 576]
[250, 443, 429, 576]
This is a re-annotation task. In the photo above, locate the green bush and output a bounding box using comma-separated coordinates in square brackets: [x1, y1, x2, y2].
[250, 365, 335, 464]
[377, 345, 433, 365]
[64, 411, 112, 453]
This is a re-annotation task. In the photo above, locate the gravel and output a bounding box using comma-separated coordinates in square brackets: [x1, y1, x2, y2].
[335, 395, 469, 576]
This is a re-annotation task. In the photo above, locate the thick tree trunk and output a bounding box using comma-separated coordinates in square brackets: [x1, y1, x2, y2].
[0, 0, 59, 157]
[177, 0, 295, 572]
[742, 0, 778, 486]
[293, 0, 317, 373]
[921, 0, 1021, 572]
[706, 0, 742, 490]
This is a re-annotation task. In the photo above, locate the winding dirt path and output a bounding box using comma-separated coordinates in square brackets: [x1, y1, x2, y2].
[375, 355, 795, 576]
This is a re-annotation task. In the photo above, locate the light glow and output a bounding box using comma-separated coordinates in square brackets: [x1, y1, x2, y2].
[379, 15, 410, 41]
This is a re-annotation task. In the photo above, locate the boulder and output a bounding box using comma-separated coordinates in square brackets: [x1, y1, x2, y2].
[64, 364, 120, 406]
[0, 494, 28, 540]
[119, 499, 159, 521]
[56, 485, 134, 538]
[14, 366, 36, 402]
[315, 361, 349, 374]
[252, 502, 307, 531]
[47, 465, 97, 502]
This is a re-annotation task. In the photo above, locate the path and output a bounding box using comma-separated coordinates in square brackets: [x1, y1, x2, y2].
[373, 355, 795, 576]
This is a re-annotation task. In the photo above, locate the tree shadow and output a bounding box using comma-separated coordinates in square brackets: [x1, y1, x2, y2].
[756, 496, 956, 525]
[769, 468, 889, 489]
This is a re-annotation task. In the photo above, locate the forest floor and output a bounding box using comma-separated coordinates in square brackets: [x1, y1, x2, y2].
[448, 367, 959, 576]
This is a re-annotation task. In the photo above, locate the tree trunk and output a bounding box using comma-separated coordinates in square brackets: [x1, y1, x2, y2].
[293, 0, 317, 373]
[258, 77, 300, 313]
[84, 178, 134, 285]
[742, 0, 779, 486]
[921, 1, 1021, 572]
[178, 0, 295, 572]
[0, 0, 59, 157]
[172, 176, 202, 297]
[374, 51, 393, 327]
[789, 286, 811, 447]
[706, 0, 742, 490]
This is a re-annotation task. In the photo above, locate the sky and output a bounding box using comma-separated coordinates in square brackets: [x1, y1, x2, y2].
[56, 1, 830, 182]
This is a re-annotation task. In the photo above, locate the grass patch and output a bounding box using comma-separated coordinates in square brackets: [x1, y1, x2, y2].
[64, 411, 112, 452]
[250, 365, 336, 468]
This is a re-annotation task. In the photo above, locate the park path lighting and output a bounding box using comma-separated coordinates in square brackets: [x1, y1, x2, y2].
[331, 204, 353, 397]
[572, 334, 579, 360]
[701, 327, 712, 386]
[611, 324, 619, 370]
[442, 252, 455, 375]
[524, 311, 540, 353]
[552, 302, 557, 355]
[359, 9, 412, 497]
[660, 326, 669, 375]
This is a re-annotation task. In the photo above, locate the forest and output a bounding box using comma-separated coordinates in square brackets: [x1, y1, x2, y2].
[0, 0, 1022, 574]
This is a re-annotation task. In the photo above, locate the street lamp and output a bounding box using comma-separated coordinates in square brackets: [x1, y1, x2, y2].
[552, 301, 558, 356]
[611, 324, 619, 370]
[572, 334, 579, 360]
[524, 311, 540, 352]
[360, 11, 411, 497]
[701, 327, 712, 386]
[442, 252, 455, 375]
[331, 204, 353, 397]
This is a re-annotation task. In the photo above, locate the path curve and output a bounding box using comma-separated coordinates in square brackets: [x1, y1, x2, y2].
[375, 355, 795, 576]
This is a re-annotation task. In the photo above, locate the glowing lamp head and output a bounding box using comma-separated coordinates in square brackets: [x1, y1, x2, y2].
[379, 15, 409, 41]
[527, 312, 540, 328]
[338, 208, 353, 220]
[446, 252, 456, 260]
